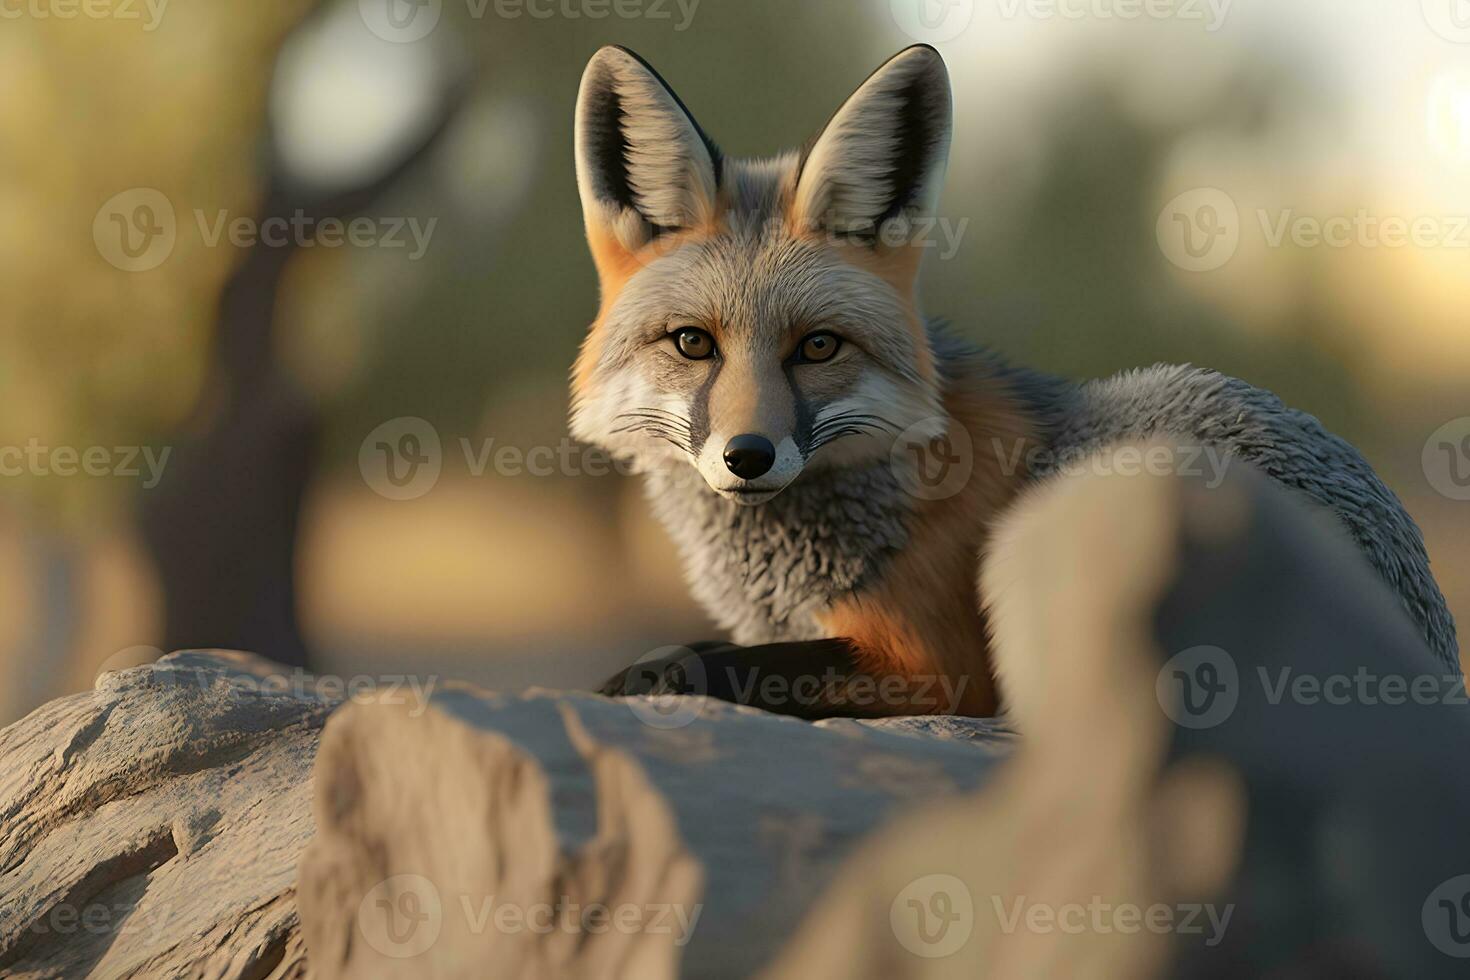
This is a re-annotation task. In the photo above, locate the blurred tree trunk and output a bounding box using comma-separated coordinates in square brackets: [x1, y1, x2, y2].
[139, 73, 464, 668]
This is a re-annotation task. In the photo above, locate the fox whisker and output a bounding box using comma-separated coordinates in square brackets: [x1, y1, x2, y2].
[809, 412, 899, 450]
[808, 420, 892, 452]
[615, 409, 693, 433]
[611, 417, 695, 455]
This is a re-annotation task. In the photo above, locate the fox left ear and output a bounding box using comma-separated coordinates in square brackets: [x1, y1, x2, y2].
[574, 46, 722, 269]
[791, 45, 952, 245]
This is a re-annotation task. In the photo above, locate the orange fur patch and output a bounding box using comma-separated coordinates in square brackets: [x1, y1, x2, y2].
[573, 222, 719, 399]
[813, 370, 1042, 717]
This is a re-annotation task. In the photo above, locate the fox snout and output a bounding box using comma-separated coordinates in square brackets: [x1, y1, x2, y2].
[695, 430, 805, 504]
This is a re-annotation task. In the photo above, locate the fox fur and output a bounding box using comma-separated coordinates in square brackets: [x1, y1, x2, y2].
[570, 44, 1458, 716]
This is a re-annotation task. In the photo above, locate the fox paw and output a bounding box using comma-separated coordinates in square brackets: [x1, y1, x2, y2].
[596, 642, 739, 698]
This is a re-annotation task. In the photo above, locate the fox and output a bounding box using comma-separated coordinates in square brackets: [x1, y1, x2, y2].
[570, 44, 1459, 722]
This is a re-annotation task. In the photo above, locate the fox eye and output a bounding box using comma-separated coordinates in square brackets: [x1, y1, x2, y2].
[673, 327, 715, 360]
[798, 332, 841, 363]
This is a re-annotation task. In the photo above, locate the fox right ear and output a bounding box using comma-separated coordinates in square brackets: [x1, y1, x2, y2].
[575, 47, 722, 274]
[791, 45, 952, 246]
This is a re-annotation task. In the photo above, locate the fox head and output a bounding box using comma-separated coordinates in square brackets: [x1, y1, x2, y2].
[570, 44, 953, 505]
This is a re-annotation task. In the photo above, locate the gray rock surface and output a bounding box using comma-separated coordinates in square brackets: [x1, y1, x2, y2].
[0, 650, 333, 979]
[0, 652, 1011, 979]
[299, 688, 1010, 979]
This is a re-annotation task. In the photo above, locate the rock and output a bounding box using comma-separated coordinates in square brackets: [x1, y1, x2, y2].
[0, 650, 333, 979]
[297, 689, 1010, 979]
[0, 653, 1011, 980]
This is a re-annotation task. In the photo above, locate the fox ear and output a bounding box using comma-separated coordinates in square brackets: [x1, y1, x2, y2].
[575, 46, 721, 264]
[791, 45, 952, 244]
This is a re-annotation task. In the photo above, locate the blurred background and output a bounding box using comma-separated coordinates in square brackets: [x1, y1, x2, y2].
[1, 0, 1466, 724]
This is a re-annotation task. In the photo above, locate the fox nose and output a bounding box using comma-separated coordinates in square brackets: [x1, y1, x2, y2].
[723, 434, 776, 480]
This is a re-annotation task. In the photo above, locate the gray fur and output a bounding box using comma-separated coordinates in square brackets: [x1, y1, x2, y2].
[642, 336, 1460, 672]
[1040, 362, 1460, 671]
[644, 462, 911, 644]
